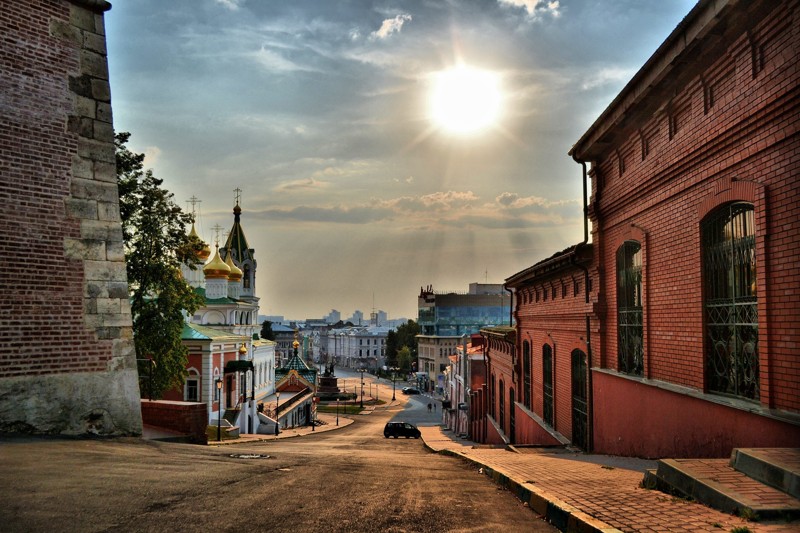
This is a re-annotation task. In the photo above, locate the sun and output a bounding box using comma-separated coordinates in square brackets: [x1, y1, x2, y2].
[429, 65, 503, 135]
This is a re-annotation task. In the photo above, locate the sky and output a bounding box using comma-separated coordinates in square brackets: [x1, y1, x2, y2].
[105, 0, 697, 321]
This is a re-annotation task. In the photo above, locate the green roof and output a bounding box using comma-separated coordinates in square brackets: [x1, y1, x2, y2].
[182, 322, 248, 342]
[276, 353, 317, 383]
[193, 286, 239, 305]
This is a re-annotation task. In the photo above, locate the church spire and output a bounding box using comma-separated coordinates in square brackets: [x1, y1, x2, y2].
[221, 188, 257, 299]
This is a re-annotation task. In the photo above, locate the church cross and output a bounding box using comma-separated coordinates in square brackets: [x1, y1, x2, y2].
[211, 224, 224, 246]
[186, 195, 201, 217]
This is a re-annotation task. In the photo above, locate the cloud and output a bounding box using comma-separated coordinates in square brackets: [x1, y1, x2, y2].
[370, 14, 412, 40]
[495, 192, 548, 208]
[252, 45, 311, 72]
[494, 192, 580, 211]
[419, 190, 479, 208]
[257, 205, 388, 224]
[215, 0, 243, 11]
[580, 66, 635, 91]
[275, 178, 330, 192]
[144, 145, 162, 166]
[393, 175, 414, 184]
[498, 0, 561, 19]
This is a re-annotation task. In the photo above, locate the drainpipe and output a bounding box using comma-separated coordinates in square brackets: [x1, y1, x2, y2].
[503, 283, 513, 326]
[572, 155, 594, 452]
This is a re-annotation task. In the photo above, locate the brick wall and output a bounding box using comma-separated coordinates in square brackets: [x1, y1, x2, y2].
[512, 258, 598, 446]
[0, 1, 141, 435]
[588, 0, 799, 414]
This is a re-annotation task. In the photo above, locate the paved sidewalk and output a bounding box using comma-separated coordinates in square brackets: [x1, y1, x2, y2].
[420, 426, 798, 533]
[203, 412, 354, 446]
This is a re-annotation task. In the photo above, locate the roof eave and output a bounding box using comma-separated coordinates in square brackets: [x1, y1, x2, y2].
[569, 0, 739, 161]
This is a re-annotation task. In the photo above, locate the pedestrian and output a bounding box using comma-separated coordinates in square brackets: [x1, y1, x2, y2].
[433, 402, 436, 413]
[427, 403, 432, 413]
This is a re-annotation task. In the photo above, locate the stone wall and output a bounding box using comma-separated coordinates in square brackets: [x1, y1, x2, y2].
[0, 0, 142, 435]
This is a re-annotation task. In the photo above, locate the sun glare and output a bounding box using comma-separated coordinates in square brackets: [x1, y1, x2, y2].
[429, 66, 503, 135]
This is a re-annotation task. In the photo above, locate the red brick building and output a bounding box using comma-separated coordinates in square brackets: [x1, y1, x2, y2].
[0, 1, 142, 435]
[573, 0, 800, 457]
[486, 0, 799, 458]
[497, 244, 596, 449]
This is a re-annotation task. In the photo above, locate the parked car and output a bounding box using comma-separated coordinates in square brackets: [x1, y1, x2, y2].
[401, 387, 420, 395]
[384, 421, 421, 439]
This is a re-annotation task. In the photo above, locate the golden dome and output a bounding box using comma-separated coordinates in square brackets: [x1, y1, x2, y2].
[225, 252, 243, 282]
[203, 246, 230, 279]
[189, 223, 211, 261]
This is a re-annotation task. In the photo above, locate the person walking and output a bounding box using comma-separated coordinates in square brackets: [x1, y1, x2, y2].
[433, 402, 436, 413]
[427, 403, 432, 413]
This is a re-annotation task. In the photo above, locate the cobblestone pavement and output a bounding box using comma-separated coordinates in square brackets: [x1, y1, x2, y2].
[420, 426, 799, 533]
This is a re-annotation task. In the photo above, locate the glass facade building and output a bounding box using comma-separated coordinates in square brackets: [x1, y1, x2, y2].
[418, 283, 511, 336]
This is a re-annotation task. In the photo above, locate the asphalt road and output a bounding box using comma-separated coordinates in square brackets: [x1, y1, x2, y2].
[0, 375, 555, 533]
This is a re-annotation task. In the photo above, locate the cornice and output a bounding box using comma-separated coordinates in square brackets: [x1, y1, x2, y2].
[69, 0, 112, 12]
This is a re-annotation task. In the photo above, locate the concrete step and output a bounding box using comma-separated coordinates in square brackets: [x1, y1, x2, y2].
[643, 458, 800, 521]
[730, 448, 800, 500]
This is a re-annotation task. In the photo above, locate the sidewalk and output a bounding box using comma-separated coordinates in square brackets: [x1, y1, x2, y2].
[204, 412, 354, 446]
[419, 426, 798, 533]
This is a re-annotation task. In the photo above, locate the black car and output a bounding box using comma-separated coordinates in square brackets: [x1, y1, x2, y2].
[401, 387, 420, 395]
[384, 421, 421, 439]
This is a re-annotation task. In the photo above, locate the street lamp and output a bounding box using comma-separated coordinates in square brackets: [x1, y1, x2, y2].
[336, 397, 339, 426]
[275, 390, 280, 435]
[216, 378, 223, 442]
[391, 366, 398, 401]
[358, 368, 366, 408]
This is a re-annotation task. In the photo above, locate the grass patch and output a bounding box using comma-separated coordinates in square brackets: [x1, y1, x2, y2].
[317, 404, 364, 415]
[736, 508, 759, 522]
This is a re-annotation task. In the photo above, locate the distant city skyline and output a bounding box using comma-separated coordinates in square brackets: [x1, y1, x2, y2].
[105, 1, 696, 319]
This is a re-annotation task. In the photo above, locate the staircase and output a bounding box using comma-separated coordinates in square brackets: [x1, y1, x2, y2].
[642, 448, 800, 521]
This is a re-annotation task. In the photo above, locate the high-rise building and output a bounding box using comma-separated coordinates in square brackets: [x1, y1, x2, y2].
[323, 309, 341, 324]
[416, 283, 510, 394]
[417, 283, 510, 336]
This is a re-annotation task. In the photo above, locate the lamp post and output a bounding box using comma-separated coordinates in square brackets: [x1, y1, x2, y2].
[391, 366, 398, 401]
[358, 368, 366, 408]
[275, 390, 280, 435]
[336, 397, 339, 426]
[216, 378, 223, 442]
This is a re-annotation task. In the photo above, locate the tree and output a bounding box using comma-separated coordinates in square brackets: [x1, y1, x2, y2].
[397, 346, 413, 372]
[387, 319, 421, 363]
[260, 320, 275, 341]
[385, 330, 398, 367]
[117, 132, 204, 399]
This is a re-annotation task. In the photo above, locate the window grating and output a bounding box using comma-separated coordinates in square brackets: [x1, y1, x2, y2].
[703, 202, 758, 400]
[617, 241, 643, 375]
[523, 342, 531, 409]
[543, 344, 553, 426]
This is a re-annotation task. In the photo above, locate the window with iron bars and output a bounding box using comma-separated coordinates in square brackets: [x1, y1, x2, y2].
[616, 240, 643, 375]
[702, 202, 758, 400]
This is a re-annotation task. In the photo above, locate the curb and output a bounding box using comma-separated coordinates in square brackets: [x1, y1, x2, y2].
[426, 443, 621, 533]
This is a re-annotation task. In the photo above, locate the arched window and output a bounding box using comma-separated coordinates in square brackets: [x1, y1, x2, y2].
[490, 375, 496, 418]
[703, 202, 758, 400]
[617, 241, 643, 375]
[498, 379, 505, 432]
[185, 370, 199, 402]
[243, 265, 251, 289]
[522, 341, 531, 409]
[543, 344, 553, 426]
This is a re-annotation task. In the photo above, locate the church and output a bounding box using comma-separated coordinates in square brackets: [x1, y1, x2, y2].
[159, 196, 271, 436]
